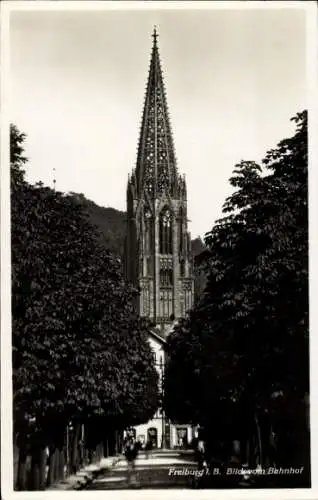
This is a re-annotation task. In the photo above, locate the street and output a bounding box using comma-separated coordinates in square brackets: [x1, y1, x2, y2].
[85, 449, 198, 489]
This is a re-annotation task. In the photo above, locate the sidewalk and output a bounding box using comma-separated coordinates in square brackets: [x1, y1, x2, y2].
[47, 455, 122, 490]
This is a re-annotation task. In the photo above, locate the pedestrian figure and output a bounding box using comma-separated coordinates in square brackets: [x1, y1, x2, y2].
[136, 438, 143, 452]
[196, 439, 205, 470]
[192, 438, 207, 488]
[124, 436, 138, 486]
[145, 440, 153, 459]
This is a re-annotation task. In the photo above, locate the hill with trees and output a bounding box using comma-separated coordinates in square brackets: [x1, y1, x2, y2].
[67, 193, 126, 258]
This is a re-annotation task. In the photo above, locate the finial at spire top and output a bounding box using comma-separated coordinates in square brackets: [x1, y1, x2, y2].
[152, 25, 158, 45]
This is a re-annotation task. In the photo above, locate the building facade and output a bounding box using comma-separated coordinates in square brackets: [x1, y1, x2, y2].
[132, 328, 167, 449]
[125, 29, 195, 448]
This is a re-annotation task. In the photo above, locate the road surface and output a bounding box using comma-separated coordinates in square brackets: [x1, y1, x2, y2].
[85, 449, 198, 489]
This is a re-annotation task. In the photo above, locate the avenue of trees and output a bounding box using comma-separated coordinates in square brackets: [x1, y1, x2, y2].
[164, 111, 309, 486]
[11, 124, 159, 490]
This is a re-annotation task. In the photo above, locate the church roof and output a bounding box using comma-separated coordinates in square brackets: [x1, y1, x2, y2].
[133, 27, 183, 199]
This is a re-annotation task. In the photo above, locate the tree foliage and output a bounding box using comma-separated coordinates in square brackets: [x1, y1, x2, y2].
[164, 111, 309, 472]
[11, 124, 159, 462]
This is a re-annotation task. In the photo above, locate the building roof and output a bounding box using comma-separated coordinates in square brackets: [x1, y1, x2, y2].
[149, 327, 167, 344]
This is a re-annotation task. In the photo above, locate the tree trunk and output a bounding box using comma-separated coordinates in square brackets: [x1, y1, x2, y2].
[57, 446, 65, 481]
[16, 444, 28, 490]
[78, 424, 85, 469]
[103, 435, 108, 458]
[247, 430, 257, 469]
[114, 430, 119, 454]
[55, 445, 61, 481]
[95, 444, 100, 462]
[71, 423, 82, 473]
[13, 440, 20, 489]
[118, 431, 123, 454]
[245, 437, 250, 467]
[254, 412, 263, 467]
[42, 421, 66, 487]
[86, 423, 93, 463]
[98, 442, 104, 460]
[46, 447, 57, 487]
[29, 445, 46, 490]
[83, 430, 89, 467]
[110, 430, 116, 456]
[30, 461, 40, 490]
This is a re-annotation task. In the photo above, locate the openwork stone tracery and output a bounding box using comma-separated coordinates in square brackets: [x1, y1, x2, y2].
[125, 28, 194, 330]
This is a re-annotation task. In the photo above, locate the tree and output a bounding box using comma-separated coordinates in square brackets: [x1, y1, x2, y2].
[10, 124, 28, 186]
[164, 112, 309, 483]
[11, 124, 159, 489]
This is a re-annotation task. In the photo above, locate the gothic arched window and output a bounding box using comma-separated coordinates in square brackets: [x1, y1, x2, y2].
[180, 260, 185, 277]
[146, 257, 152, 276]
[159, 208, 172, 254]
[178, 207, 185, 253]
[180, 292, 185, 317]
[179, 222, 183, 253]
[142, 283, 150, 317]
[160, 269, 173, 286]
[144, 207, 152, 252]
[159, 289, 173, 319]
[184, 283, 193, 313]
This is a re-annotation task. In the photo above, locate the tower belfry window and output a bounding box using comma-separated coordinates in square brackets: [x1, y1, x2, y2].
[159, 208, 172, 254]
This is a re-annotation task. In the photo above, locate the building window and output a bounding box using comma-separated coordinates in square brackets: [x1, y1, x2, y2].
[159, 208, 172, 254]
[186, 234, 191, 254]
[180, 300, 185, 317]
[147, 257, 152, 276]
[184, 286, 192, 313]
[143, 284, 150, 316]
[179, 207, 185, 253]
[159, 289, 173, 318]
[179, 223, 183, 252]
[180, 260, 185, 277]
[160, 269, 173, 286]
[144, 208, 152, 252]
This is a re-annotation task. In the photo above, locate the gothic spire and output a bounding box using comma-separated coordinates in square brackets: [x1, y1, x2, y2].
[135, 27, 178, 198]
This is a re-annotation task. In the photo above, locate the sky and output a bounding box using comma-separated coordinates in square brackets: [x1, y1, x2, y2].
[10, 6, 307, 238]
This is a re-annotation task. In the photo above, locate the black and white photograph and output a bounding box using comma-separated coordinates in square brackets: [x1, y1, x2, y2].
[1, 1, 317, 497]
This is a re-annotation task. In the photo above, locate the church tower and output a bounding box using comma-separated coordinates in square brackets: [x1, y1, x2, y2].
[125, 28, 194, 334]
